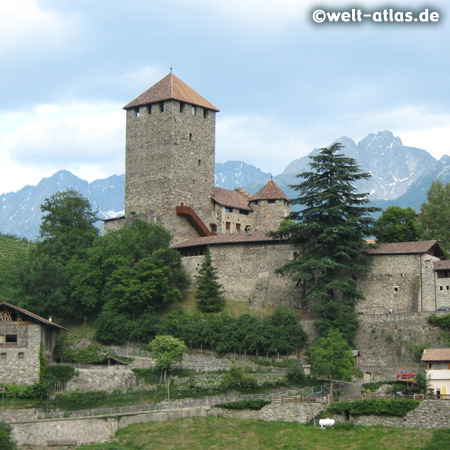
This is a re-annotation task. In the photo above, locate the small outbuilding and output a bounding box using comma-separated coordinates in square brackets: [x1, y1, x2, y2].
[421, 347, 450, 398]
[0, 301, 66, 385]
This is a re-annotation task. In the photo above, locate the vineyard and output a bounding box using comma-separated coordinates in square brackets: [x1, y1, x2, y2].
[0, 234, 33, 269]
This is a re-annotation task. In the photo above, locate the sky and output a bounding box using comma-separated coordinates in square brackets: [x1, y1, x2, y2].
[1, 0, 450, 195]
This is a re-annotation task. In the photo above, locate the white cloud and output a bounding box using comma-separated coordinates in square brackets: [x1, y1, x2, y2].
[216, 114, 312, 174]
[0, 0, 74, 53]
[0, 102, 125, 194]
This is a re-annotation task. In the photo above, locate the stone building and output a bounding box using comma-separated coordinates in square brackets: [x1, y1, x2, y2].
[0, 302, 65, 385]
[104, 72, 290, 243]
[105, 72, 450, 317]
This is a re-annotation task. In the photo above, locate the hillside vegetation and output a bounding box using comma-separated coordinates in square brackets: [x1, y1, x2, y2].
[0, 234, 32, 269]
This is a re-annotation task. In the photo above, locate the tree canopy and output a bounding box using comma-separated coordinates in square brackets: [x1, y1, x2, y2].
[150, 335, 187, 380]
[274, 143, 379, 345]
[308, 328, 355, 397]
[373, 206, 420, 243]
[418, 180, 450, 256]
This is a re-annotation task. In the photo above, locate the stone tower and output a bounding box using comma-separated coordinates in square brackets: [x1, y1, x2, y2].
[123, 73, 219, 242]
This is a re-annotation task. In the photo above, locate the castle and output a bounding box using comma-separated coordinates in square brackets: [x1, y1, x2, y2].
[105, 73, 450, 318]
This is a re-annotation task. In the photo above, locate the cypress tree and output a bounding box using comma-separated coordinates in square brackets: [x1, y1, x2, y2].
[195, 247, 226, 313]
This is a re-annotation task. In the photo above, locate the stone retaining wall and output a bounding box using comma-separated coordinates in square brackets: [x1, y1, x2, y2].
[349, 399, 450, 429]
[65, 367, 137, 391]
[209, 401, 324, 423]
[11, 407, 210, 446]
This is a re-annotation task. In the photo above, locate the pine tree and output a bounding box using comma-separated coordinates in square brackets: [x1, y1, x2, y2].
[274, 143, 379, 345]
[195, 247, 226, 313]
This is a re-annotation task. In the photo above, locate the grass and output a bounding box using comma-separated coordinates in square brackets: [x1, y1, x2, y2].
[168, 292, 279, 317]
[76, 416, 434, 450]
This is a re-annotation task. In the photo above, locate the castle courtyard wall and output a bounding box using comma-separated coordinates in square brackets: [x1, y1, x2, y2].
[182, 242, 303, 309]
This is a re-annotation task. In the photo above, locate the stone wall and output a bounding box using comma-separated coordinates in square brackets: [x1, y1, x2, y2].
[65, 367, 137, 391]
[0, 324, 41, 385]
[10, 407, 210, 446]
[348, 399, 450, 429]
[182, 242, 303, 308]
[354, 312, 444, 369]
[209, 401, 324, 423]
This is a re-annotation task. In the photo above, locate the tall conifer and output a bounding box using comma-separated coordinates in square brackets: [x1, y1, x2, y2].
[275, 143, 379, 345]
[195, 247, 226, 313]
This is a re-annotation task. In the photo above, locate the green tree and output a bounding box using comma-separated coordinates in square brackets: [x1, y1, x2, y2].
[418, 180, 450, 256]
[308, 328, 355, 397]
[12, 190, 99, 320]
[38, 189, 99, 262]
[373, 206, 420, 243]
[150, 335, 187, 381]
[195, 247, 226, 313]
[0, 421, 17, 450]
[274, 143, 379, 345]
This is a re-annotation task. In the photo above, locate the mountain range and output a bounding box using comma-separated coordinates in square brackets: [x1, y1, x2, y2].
[1, 130, 448, 240]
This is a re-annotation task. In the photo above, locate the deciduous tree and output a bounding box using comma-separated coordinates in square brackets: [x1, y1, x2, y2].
[150, 335, 187, 381]
[308, 328, 355, 397]
[418, 180, 450, 256]
[373, 206, 420, 243]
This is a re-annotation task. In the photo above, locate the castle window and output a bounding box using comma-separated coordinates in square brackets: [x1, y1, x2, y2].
[210, 224, 217, 232]
[191, 106, 196, 115]
[225, 207, 233, 213]
[239, 210, 249, 215]
[198, 159, 201, 167]
[180, 102, 185, 112]
[254, 200, 259, 205]
[135, 109, 140, 117]
[226, 222, 231, 231]
[393, 286, 399, 294]
[236, 223, 241, 232]
[18, 352, 24, 360]
[268, 199, 276, 204]
[438, 270, 450, 278]
[189, 133, 193, 141]
[441, 286, 444, 291]
[203, 109, 208, 118]
[148, 105, 152, 114]
[160, 102, 164, 113]
[1, 353, 6, 360]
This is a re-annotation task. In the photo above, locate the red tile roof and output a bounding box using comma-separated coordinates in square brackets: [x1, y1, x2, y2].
[124, 73, 219, 111]
[366, 240, 444, 257]
[213, 187, 253, 211]
[173, 230, 275, 249]
[251, 180, 290, 201]
[421, 348, 450, 362]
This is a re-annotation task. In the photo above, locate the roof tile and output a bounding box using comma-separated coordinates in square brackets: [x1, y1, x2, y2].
[124, 73, 219, 111]
[251, 180, 290, 201]
[213, 187, 252, 211]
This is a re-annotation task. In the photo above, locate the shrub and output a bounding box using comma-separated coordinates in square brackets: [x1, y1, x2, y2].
[216, 399, 271, 410]
[327, 399, 420, 417]
[0, 421, 17, 450]
[285, 359, 305, 384]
